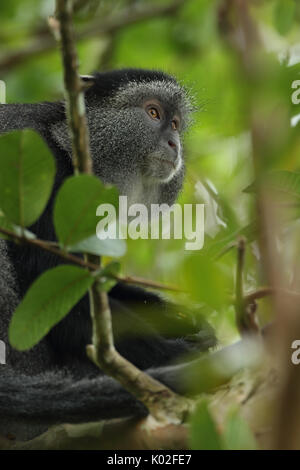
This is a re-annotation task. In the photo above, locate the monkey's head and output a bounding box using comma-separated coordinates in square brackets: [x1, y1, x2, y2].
[52, 69, 192, 207]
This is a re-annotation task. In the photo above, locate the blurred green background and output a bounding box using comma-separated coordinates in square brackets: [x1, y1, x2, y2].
[1, 0, 300, 346]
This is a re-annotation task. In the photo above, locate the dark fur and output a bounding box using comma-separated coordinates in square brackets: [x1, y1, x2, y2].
[0, 69, 215, 441]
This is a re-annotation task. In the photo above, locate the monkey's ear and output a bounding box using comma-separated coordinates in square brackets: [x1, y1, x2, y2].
[80, 75, 96, 89]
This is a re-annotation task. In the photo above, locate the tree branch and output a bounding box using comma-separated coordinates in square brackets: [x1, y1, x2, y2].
[0, 225, 179, 291]
[0, 0, 186, 74]
[234, 237, 259, 336]
[55, 0, 92, 174]
[87, 280, 191, 424]
[1, 416, 189, 450]
[235, 237, 245, 329]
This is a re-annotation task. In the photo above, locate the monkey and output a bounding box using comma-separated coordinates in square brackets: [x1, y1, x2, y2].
[0, 69, 216, 441]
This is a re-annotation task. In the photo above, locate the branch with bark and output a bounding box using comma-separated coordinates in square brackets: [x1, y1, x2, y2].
[0, 0, 186, 74]
[0, 224, 179, 292]
[234, 237, 260, 337]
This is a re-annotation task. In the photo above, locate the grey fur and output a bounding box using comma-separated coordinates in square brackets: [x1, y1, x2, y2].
[51, 78, 191, 208]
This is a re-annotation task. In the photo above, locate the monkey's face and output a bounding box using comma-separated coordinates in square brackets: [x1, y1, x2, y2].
[138, 98, 182, 184]
[86, 101, 184, 207]
[86, 84, 190, 204]
[52, 74, 191, 206]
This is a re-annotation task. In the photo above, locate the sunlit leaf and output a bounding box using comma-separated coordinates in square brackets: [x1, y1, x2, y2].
[244, 171, 300, 199]
[183, 251, 231, 309]
[189, 399, 222, 450]
[274, 0, 296, 35]
[69, 234, 126, 257]
[223, 409, 257, 450]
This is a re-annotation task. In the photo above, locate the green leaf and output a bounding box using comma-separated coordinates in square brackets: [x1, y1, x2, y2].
[69, 234, 126, 257]
[0, 214, 14, 240]
[223, 409, 257, 450]
[189, 399, 223, 450]
[0, 130, 55, 227]
[9, 265, 94, 350]
[274, 0, 296, 36]
[244, 171, 300, 199]
[183, 251, 231, 309]
[266, 170, 300, 199]
[183, 336, 263, 395]
[205, 221, 258, 259]
[54, 174, 119, 248]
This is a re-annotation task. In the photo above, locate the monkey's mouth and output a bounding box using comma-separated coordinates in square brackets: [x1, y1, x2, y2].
[152, 156, 176, 170]
[144, 153, 181, 183]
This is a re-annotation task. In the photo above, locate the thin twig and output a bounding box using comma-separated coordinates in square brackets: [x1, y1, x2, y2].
[0, 225, 179, 291]
[235, 237, 246, 333]
[234, 237, 259, 336]
[0, 0, 186, 73]
[55, 0, 92, 174]
[230, 287, 300, 306]
[236, 237, 245, 305]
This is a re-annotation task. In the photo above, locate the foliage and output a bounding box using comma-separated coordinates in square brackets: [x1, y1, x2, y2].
[0, 130, 55, 227]
[1, 0, 300, 449]
[9, 265, 94, 350]
[189, 400, 257, 450]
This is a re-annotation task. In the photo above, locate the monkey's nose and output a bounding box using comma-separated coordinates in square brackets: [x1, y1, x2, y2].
[168, 139, 177, 151]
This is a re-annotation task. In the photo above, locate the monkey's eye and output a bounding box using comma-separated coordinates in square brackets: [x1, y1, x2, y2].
[147, 107, 160, 120]
[171, 120, 178, 131]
